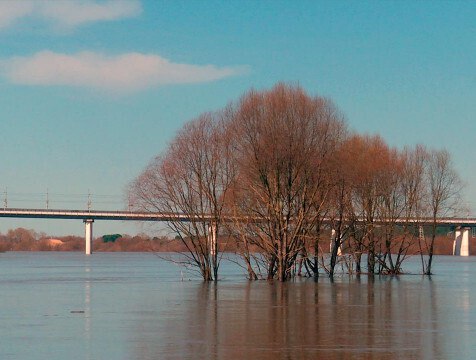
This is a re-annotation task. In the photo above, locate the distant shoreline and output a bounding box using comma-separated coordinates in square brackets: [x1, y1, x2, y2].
[0, 228, 470, 255]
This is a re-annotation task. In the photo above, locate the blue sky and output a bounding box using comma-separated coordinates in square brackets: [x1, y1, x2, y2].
[0, 0, 475, 237]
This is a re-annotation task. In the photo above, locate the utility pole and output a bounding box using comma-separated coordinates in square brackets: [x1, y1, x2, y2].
[128, 194, 133, 212]
[87, 190, 92, 211]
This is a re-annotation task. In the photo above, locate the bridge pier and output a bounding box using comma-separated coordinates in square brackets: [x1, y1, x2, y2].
[207, 222, 217, 257]
[84, 219, 94, 255]
[453, 227, 470, 256]
[330, 228, 342, 256]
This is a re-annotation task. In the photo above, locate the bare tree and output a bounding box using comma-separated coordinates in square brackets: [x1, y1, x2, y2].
[383, 145, 427, 274]
[129, 111, 236, 281]
[341, 135, 390, 274]
[325, 137, 354, 278]
[229, 84, 346, 281]
[422, 149, 462, 275]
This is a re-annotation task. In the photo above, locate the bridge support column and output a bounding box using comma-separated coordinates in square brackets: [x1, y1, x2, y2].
[207, 222, 217, 257]
[330, 228, 342, 256]
[453, 227, 470, 256]
[84, 219, 94, 255]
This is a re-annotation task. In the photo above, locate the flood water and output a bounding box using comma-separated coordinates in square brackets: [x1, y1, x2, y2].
[0, 253, 475, 359]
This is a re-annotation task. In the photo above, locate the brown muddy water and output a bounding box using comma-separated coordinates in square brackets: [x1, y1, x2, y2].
[0, 252, 475, 359]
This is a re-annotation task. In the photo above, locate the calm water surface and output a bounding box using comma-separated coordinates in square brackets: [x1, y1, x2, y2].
[0, 252, 475, 359]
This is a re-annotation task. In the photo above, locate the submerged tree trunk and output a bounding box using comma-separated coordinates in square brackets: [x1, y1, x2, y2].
[424, 221, 437, 275]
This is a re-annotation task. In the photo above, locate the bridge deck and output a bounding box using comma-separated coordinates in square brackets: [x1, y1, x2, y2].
[0, 208, 192, 221]
[0, 208, 475, 226]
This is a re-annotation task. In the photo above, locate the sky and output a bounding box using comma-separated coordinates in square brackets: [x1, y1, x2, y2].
[0, 0, 475, 237]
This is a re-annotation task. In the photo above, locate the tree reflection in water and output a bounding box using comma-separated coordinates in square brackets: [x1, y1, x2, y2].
[132, 277, 444, 360]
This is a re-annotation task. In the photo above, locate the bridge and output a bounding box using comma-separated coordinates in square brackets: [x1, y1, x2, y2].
[0, 208, 474, 256]
[0, 208, 217, 255]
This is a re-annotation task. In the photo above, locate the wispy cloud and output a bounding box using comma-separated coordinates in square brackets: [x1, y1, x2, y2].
[0, 2, 34, 29]
[0, 0, 141, 30]
[1, 51, 248, 93]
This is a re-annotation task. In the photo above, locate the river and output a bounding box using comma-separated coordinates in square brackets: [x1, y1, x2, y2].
[0, 252, 475, 359]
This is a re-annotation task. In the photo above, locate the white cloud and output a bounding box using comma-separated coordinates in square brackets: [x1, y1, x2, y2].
[1, 51, 247, 93]
[0, 2, 35, 29]
[39, 0, 142, 28]
[0, 0, 141, 30]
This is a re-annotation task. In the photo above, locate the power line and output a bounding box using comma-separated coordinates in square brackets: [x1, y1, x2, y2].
[0, 189, 126, 210]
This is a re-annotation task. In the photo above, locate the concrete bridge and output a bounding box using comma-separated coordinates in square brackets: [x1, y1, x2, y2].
[0, 208, 474, 256]
[0, 208, 216, 255]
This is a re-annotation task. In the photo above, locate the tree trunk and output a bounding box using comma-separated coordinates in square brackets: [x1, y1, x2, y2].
[425, 222, 437, 275]
[267, 256, 276, 280]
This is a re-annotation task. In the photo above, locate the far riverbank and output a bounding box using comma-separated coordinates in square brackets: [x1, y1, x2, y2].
[0, 227, 473, 255]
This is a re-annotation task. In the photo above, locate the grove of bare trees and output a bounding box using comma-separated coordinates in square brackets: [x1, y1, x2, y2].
[129, 83, 462, 281]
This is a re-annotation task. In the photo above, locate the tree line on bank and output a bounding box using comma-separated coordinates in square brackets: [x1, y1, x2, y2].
[129, 84, 462, 282]
[0, 228, 171, 252]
